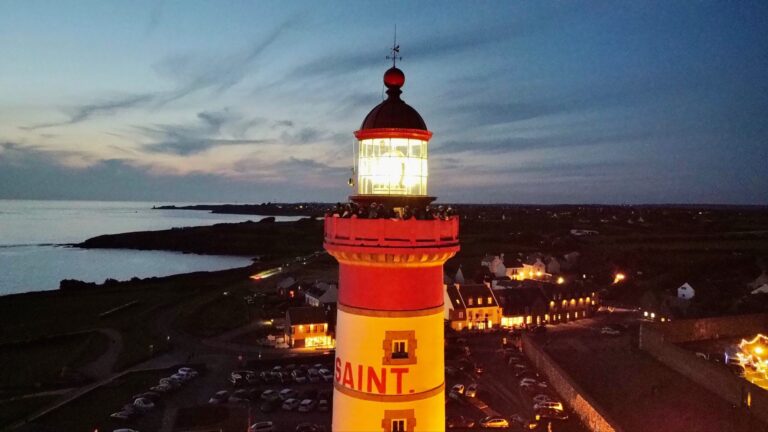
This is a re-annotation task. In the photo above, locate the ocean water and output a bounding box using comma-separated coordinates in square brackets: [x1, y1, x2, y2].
[0, 200, 301, 295]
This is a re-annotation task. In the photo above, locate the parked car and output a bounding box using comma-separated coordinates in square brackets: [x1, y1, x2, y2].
[318, 368, 333, 382]
[292, 369, 308, 384]
[133, 397, 155, 411]
[535, 407, 569, 420]
[131, 391, 160, 402]
[230, 389, 251, 403]
[532, 394, 551, 404]
[178, 367, 198, 377]
[261, 389, 280, 401]
[295, 423, 326, 432]
[601, 327, 621, 336]
[208, 390, 229, 404]
[519, 378, 537, 386]
[279, 388, 298, 400]
[465, 383, 478, 398]
[479, 416, 509, 428]
[113, 429, 140, 432]
[318, 399, 329, 412]
[158, 378, 180, 389]
[110, 410, 134, 421]
[307, 369, 321, 383]
[230, 370, 253, 386]
[150, 384, 172, 393]
[451, 384, 465, 395]
[534, 401, 564, 412]
[282, 398, 300, 411]
[298, 399, 317, 412]
[249, 421, 275, 432]
[446, 415, 475, 428]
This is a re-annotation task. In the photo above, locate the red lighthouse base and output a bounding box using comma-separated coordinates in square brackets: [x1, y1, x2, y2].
[325, 215, 459, 432]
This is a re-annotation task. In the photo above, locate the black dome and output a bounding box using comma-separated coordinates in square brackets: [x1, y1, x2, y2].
[359, 67, 427, 131]
[360, 98, 427, 130]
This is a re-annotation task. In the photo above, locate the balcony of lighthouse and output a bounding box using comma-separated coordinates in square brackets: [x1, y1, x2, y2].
[324, 215, 459, 266]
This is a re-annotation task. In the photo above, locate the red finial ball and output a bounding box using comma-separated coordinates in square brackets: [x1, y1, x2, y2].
[384, 67, 405, 89]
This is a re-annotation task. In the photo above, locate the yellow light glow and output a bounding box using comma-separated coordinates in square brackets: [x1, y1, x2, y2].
[535, 271, 542, 277]
[556, 276, 565, 284]
[357, 138, 428, 196]
[613, 273, 626, 284]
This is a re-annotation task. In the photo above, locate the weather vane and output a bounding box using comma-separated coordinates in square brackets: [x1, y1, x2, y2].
[386, 25, 401, 67]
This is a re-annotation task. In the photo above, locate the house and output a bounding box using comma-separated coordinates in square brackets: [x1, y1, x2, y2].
[677, 282, 695, 300]
[285, 307, 333, 348]
[506, 257, 551, 282]
[444, 283, 502, 331]
[494, 279, 597, 327]
[305, 282, 338, 307]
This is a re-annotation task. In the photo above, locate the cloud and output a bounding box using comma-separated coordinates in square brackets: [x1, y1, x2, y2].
[22, 18, 297, 130]
[21, 94, 156, 130]
[138, 109, 272, 155]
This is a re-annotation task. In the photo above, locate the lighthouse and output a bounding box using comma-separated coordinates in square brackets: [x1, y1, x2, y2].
[324, 52, 459, 432]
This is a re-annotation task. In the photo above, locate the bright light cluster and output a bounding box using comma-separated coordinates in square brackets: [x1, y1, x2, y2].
[736, 334, 768, 379]
[357, 138, 428, 196]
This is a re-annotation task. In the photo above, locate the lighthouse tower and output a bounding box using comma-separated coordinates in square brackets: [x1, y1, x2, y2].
[325, 57, 459, 431]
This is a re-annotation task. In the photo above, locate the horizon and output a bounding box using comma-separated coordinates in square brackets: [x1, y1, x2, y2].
[1, 1, 767, 204]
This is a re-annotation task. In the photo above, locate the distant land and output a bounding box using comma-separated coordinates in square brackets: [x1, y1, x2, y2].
[77, 218, 323, 257]
[156, 202, 768, 218]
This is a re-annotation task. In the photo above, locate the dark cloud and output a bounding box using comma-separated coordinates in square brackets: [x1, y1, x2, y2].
[138, 109, 271, 155]
[0, 142, 342, 202]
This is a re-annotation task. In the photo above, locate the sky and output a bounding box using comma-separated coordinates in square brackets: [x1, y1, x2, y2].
[1, 1, 767, 204]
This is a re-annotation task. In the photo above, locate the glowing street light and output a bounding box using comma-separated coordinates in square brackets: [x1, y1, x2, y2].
[556, 276, 565, 285]
[613, 273, 626, 284]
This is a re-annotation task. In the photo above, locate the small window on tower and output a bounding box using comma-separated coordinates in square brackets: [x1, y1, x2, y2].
[382, 330, 417, 366]
[392, 340, 408, 359]
[478, 297, 483, 305]
[468, 298, 473, 306]
[391, 419, 406, 432]
[487, 296, 492, 304]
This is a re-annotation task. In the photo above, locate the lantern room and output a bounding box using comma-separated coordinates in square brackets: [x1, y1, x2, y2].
[353, 67, 433, 203]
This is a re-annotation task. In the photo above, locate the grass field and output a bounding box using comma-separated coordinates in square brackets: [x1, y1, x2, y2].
[0, 331, 109, 391]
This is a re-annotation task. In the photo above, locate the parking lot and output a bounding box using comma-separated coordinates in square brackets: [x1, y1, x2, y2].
[445, 331, 589, 431]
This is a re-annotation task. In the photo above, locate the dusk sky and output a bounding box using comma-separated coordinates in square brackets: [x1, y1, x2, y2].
[1, 1, 766, 204]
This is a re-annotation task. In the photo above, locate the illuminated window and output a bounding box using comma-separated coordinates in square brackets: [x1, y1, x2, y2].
[382, 331, 417, 365]
[458, 311, 464, 319]
[478, 297, 483, 305]
[487, 296, 492, 304]
[358, 138, 428, 196]
[468, 298, 473, 306]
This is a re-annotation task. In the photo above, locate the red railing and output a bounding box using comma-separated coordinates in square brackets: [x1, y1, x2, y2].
[324, 216, 459, 249]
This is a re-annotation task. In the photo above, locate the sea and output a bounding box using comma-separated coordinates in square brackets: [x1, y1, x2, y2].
[0, 200, 302, 296]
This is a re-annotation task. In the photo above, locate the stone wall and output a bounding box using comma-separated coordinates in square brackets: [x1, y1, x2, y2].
[645, 313, 768, 344]
[522, 334, 622, 432]
[639, 315, 768, 423]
